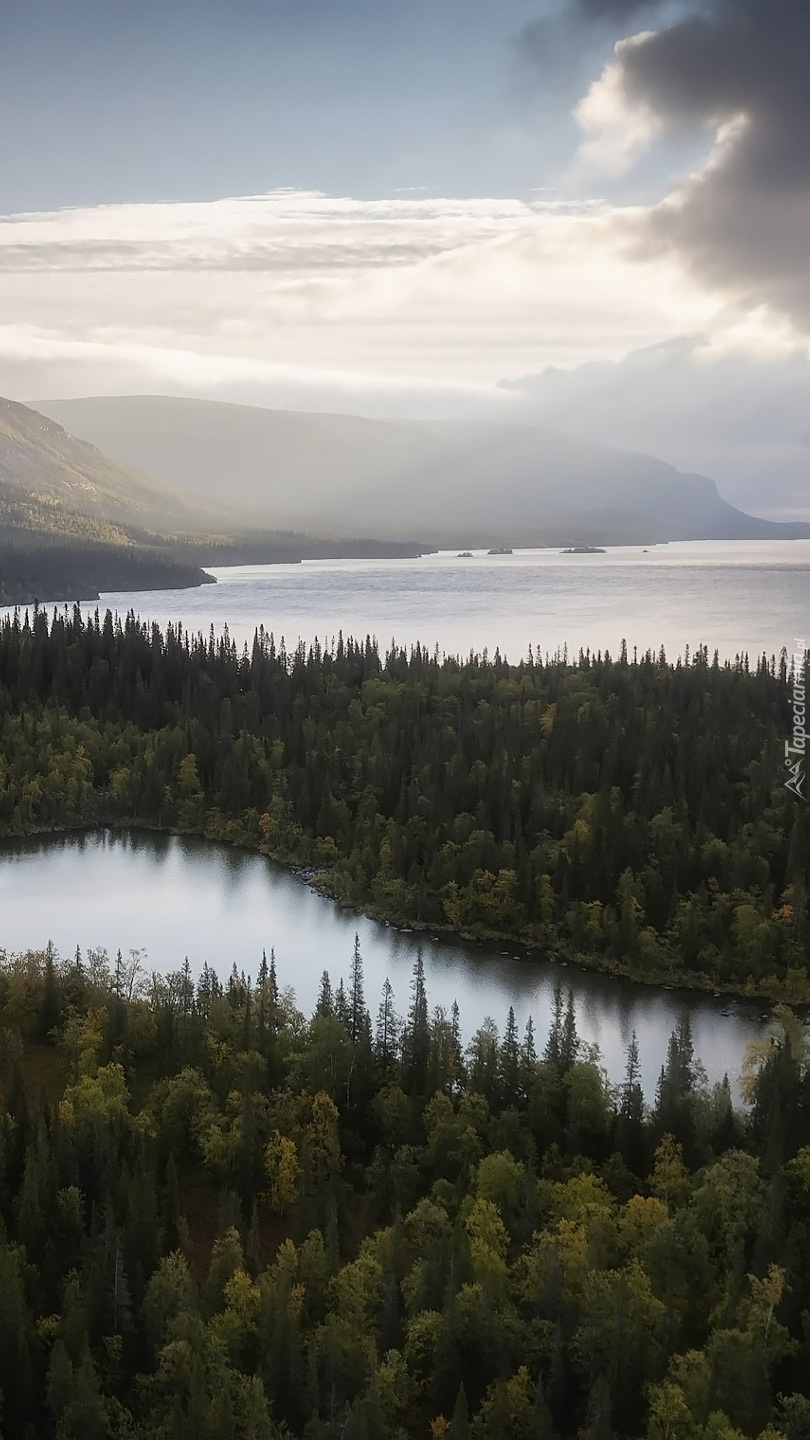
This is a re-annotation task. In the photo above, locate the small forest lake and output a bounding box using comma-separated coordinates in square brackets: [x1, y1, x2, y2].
[0, 830, 773, 1098]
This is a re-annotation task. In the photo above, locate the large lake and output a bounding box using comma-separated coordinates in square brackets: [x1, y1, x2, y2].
[1, 831, 771, 1098]
[94, 538, 810, 662]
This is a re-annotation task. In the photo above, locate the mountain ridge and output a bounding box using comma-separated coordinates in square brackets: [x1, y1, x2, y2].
[32, 394, 810, 545]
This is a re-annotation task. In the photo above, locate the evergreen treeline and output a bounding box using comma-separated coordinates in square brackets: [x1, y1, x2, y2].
[1, 938, 810, 1440]
[0, 606, 807, 999]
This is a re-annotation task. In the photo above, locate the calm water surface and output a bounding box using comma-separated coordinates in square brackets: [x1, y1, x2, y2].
[87, 539, 810, 661]
[0, 831, 770, 1098]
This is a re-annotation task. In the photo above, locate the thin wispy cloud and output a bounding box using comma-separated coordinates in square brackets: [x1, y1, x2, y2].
[0, 189, 753, 411]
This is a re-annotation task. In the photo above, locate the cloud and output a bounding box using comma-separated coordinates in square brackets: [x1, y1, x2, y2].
[514, 0, 667, 87]
[0, 183, 805, 516]
[0, 189, 725, 410]
[579, 0, 810, 330]
[504, 333, 810, 519]
[573, 34, 663, 177]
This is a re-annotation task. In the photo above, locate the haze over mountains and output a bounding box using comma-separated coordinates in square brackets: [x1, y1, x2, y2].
[0, 396, 225, 603]
[0, 394, 428, 604]
[35, 395, 810, 547]
[0, 395, 210, 539]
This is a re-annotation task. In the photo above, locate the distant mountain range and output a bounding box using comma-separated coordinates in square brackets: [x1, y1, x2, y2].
[33, 394, 810, 546]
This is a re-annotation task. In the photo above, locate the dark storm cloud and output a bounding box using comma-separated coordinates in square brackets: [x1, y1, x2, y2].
[515, 0, 667, 91]
[613, 0, 810, 326]
[516, 0, 810, 326]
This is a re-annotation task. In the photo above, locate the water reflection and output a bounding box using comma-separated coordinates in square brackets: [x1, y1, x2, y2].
[0, 829, 768, 1098]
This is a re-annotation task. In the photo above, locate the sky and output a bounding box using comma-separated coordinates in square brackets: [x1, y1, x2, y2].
[1, 0, 809, 518]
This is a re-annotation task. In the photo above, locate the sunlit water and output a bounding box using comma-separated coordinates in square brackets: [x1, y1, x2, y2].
[0, 831, 773, 1099]
[51, 539, 810, 662]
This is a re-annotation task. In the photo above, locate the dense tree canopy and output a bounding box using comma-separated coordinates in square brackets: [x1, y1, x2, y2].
[3, 604, 810, 1437]
[0, 941, 809, 1439]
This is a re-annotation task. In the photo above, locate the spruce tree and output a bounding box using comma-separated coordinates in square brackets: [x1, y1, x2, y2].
[348, 933, 366, 1045]
[404, 950, 429, 1095]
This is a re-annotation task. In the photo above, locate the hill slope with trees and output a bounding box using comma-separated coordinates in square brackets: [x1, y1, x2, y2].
[0, 396, 221, 602]
[0, 395, 211, 532]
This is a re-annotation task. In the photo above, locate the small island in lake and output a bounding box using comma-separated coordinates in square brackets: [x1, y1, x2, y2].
[562, 544, 606, 554]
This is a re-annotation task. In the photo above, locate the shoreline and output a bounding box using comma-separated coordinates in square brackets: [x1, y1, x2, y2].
[2, 817, 804, 1015]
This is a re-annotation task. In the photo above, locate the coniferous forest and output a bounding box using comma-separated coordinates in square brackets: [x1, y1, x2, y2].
[1, 940, 810, 1440]
[2, 604, 810, 1439]
[0, 605, 807, 999]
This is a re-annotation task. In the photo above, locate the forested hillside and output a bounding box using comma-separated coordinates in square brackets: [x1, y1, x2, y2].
[0, 397, 203, 531]
[1, 939, 810, 1439]
[0, 395, 223, 602]
[0, 541, 215, 606]
[1, 607, 807, 999]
